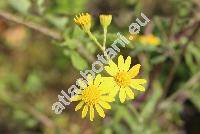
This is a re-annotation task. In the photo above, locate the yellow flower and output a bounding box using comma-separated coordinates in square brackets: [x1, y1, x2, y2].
[104, 55, 147, 103]
[71, 74, 114, 121]
[139, 34, 160, 46]
[74, 13, 92, 32]
[99, 14, 112, 28]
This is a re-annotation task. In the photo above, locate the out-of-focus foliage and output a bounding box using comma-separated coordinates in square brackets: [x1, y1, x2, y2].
[0, 0, 199, 134]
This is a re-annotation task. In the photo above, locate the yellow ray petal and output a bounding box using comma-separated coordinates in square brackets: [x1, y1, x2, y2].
[70, 95, 82, 102]
[109, 60, 118, 71]
[87, 74, 94, 86]
[94, 74, 102, 86]
[100, 96, 115, 102]
[119, 88, 126, 103]
[125, 87, 134, 99]
[131, 79, 147, 85]
[109, 86, 119, 97]
[75, 101, 84, 111]
[77, 79, 87, 89]
[128, 64, 141, 78]
[101, 76, 114, 84]
[99, 87, 110, 95]
[82, 105, 88, 118]
[130, 83, 145, 91]
[105, 66, 115, 76]
[74, 88, 82, 95]
[118, 55, 125, 71]
[104, 60, 118, 76]
[95, 104, 105, 118]
[124, 56, 131, 72]
[99, 77, 115, 94]
[90, 106, 94, 121]
[99, 101, 111, 109]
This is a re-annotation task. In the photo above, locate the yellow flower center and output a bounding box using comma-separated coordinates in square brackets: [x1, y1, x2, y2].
[82, 85, 101, 106]
[114, 71, 131, 88]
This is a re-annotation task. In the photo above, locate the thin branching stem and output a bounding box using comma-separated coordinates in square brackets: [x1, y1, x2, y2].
[87, 30, 110, 61]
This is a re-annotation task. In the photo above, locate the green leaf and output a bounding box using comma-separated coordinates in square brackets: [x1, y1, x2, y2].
[188, 45, 200, 62]
[63, 49, 71, 56]
[25, 72, 42, 92]
[72, 26, 84, 38]
[185, 52, 195, 74]
[70, 51, 88, 70]
[50, 0, 89, 14]
[86, 42, 97, 54]
[190, 89, 200, 110]
[8, 0, 31, 14]
[141, 82, 162, 121]
[113, 123, 129, 134]
[26, 118, 37, 128]
[36, 0, 45, 14]
[0, 1, 7, 9]
[13, 110, 29, 121]
[116, 105, 140, 132]
[151, 55, 167, 64]
[0, 86, 12, 104]
[45, 14, 68, 30]
[103, 128, 112, 134]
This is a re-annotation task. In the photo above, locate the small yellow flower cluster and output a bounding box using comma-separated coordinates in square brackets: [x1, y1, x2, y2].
[71, 55, 146, 121]
[74, 13, 112, 33]
[74, 13, 112, 52]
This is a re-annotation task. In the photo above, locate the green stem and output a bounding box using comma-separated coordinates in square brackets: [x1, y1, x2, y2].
[87, 31, 104, 51]
[103, 46, 110, 62]
[87, 30, 110, 61]
[103, 27, 107, 49]
[127, 103, 143, 123]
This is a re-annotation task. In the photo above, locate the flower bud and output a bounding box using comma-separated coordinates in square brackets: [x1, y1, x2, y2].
[99, 14, 112, 28]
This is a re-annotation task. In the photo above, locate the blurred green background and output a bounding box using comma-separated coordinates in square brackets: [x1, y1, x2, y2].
[0, 0, 200, 133]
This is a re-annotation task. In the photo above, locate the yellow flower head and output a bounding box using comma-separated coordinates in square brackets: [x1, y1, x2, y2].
[100, 14, 112, 28]
[104, 55, 147, 103]
[71, 74, 114, 121]
[74, 13, 92, 32]
[139, 34, 161, 46]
